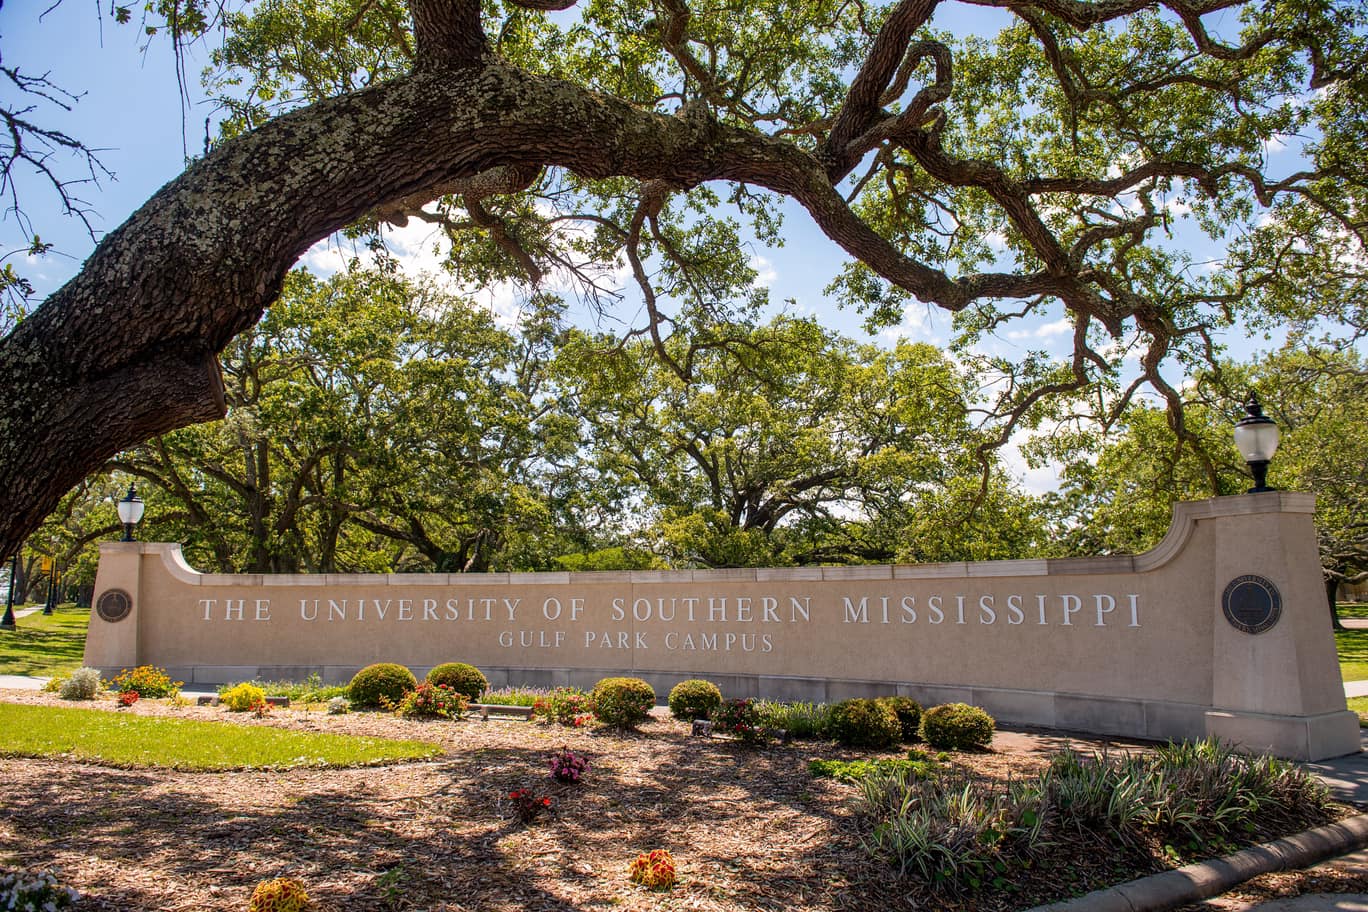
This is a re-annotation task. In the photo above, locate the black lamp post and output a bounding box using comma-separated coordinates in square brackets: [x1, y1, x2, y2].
[1233, 391, 1281, 493]
[1, 553, 16, 631]
[42, 551, 58, 616]
[117, 482, 145, 542]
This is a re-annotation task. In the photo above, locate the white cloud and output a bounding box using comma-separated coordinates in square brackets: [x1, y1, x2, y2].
[294, 213, 625, 329]
[1005, 317, 1073, 341]
[878, 301, 945, 345]
[1000, 428, 1063, 495]
[385, 219, 454, 277]
[749, 254, 777, 287]
[1095, 337, 1145, 366]
[298, 238, 356, 276]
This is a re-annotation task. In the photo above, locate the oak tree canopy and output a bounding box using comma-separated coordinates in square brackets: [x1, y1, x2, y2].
[1, 0, 1363, 561]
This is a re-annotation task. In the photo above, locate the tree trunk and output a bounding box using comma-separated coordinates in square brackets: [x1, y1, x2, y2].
[1329, 575, 1346, 630]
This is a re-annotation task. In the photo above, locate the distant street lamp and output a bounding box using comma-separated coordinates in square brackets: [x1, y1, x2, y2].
[117, 482, 146, 542]
[1233, 392, 1281, 493]
[1, 553, 16, 631]
[42, 552, 57, 616]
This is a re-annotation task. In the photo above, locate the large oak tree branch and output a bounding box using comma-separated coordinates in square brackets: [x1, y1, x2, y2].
[0, 0, 1353, 561]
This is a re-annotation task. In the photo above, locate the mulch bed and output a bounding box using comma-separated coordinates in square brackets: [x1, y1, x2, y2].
[0, 688, 1362, 912]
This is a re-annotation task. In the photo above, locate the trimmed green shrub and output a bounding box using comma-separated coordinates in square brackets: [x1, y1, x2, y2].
[59, 667, 101, 701]
[828, 698, 902, 748]
[920, 702, 995, 751]
[222, 682, 268, 712]
[348, 663, 418, 708]
[426, 662, 489, 701]
[668, 679, 722, 721]
[878, 696, 923, 742]
[589, 677, 656, 728]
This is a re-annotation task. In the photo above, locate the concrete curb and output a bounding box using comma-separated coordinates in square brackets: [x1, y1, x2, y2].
[1025, 814, 1368, 912]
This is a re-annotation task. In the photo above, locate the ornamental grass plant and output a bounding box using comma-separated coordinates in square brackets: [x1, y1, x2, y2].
[754, 700, 832, 740]
[221, 674, 348, 705]
[858, 737, 1336, 896]
[58, 667, 101, 701]
[480, 686, 549, 707]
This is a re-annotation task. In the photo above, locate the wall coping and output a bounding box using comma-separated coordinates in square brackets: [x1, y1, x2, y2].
[107, 490, 1316, 587]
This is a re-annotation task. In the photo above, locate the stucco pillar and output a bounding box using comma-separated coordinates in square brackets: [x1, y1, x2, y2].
[1201, 492, 1361, 760]
[83, 541, 145, 675]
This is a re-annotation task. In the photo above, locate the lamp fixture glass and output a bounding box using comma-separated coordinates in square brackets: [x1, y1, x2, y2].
[117, 483, 145, 540]
[1233, 392, 1280, 493]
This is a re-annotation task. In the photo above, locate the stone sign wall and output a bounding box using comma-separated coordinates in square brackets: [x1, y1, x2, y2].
[84, 492, 1361, 760]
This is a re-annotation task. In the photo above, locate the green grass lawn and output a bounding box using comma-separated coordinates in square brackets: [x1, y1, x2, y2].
[1337, 628, 1368, 682]
[1339, 603, 1368, 620]
[0, 605, 90, 676]
[0, 702, 442, 769]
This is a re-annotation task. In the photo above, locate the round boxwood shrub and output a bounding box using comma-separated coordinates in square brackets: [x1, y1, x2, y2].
[827, 698, 902, 748]
[667, 679, 722, 721]
[348, 662, 418, 708]
[426, 662, 489, 701]
[589, 677, 656, 728]
[878, 696, 923, 743]
[919, 702, 995, 751]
